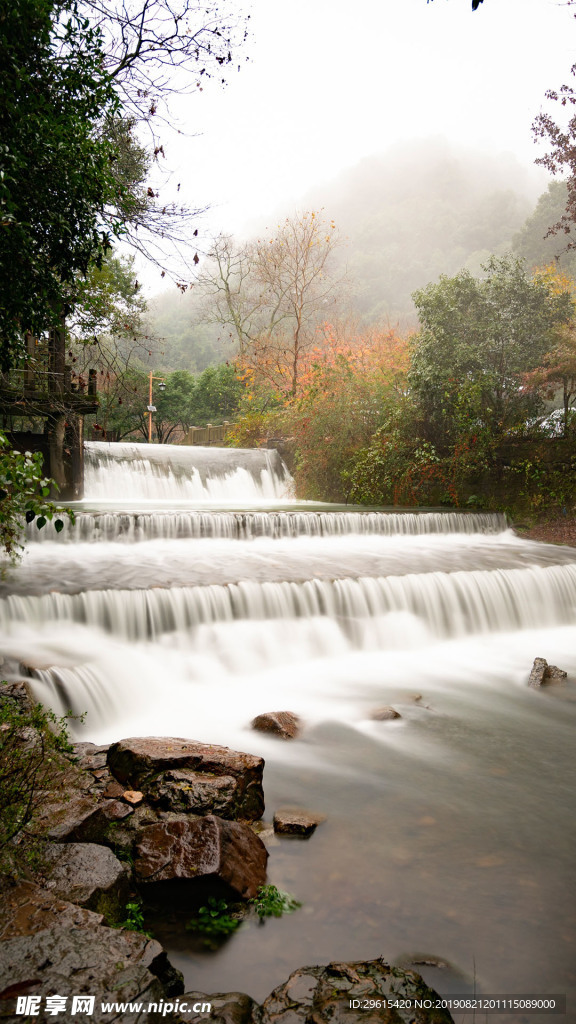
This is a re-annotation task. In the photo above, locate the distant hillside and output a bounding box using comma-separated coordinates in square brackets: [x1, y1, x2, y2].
[301, 137, 546, 325]
[145, 139, 555, 367]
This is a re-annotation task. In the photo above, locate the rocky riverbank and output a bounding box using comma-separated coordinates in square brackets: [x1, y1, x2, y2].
[0, 681, 454, 1023]
[514, 512, 576, 547]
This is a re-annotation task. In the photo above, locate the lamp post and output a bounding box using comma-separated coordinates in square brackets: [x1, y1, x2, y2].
[147, 372, 166, 442]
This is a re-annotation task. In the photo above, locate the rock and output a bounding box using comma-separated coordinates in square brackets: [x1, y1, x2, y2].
[528, 657, 549, 688]
[528, 658, 568, 688]
[178, 991, 259, 1024]
[42, 843, 131, 923]
[150, 770, 240, 817]
[250, 711, 301, 739]
[546, 664, 568, 681]
[134, 814, 268, 899]
[0, 925, 182, 1023]
[273, 808, 325, 837]
[107, 737, 264, 821]
[124, 790, 144, 806]
[369, 706, 402, 721]
[0, 881, 104, 940]
[0, 680, 35, 713]
[258, 958, 455, 1024]
[42, 795, 133, 842]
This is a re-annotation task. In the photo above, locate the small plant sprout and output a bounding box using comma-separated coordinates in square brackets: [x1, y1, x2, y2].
[249, 884, 302, 920]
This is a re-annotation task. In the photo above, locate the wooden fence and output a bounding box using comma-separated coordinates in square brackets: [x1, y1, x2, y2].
[180, 422, 234, 446]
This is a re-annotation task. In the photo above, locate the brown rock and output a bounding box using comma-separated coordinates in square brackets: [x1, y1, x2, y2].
[0, 881, 103, 941]
[178, 991, 259, 1024]
[369, 706, 402, 721]
[273, 808, 325, 837]
[258, 958, 455, 1024]
[149, 770, 239, 816]
[108, 737, 264, 821]
[546, 664, 568, 681]
[123, 790, 144, 806]
[42, 843, 130, 922]
[134, 814, 268, 899]
[528, 657, 549, 688]
[44, 797, 133, 842]
[528, 658, 568, 688]
[0, 925, 182, 1023]
[251, 711, 301, 739]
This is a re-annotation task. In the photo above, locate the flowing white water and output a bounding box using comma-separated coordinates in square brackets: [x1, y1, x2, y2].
[83, 441, 293, 502]
[4, 442, 576, 1012]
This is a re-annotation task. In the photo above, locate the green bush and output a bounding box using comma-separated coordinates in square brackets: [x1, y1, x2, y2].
[0, 689, 77, 853]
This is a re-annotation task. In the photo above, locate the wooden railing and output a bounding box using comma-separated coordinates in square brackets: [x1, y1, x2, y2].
[180, 422, 234, 446]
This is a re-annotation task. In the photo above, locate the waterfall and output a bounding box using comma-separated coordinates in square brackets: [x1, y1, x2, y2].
[26, 508, 508, 543]
[4, 562, 576, 643]
[83, 441, 293, 502]
[4, 439, 576, 1005]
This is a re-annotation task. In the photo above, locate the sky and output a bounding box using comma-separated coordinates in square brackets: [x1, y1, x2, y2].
[140, 0, 576, 290]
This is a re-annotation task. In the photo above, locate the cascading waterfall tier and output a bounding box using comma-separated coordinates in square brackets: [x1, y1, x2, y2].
[5, 563, 576, 644]
[5, 439, 576, 1006]
[27, 508, 508, 542]
[83, 441, 293, 502]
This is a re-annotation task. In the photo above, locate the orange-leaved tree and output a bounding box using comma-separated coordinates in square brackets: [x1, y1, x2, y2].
[280, 322, 411, 501]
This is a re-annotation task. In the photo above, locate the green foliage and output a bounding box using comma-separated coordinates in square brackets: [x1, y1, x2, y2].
[410, 254, 574, 445]
[70, 252, 148, 343]
[0, 430, 73, 561]
[249, 884, 302, 920]
[513, 182, 576, 276]
[0, 0, 123, 369]
[90, 362, 244, 442]
[115, 898, 153, 938]
[0, 692, 76, 853]
[186, 897, 243, 948]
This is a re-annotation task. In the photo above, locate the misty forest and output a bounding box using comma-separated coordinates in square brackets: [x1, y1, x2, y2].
[2, 2, 576, 1023]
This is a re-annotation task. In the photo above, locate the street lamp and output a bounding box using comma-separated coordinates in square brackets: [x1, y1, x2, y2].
[147, 372, 166, 442]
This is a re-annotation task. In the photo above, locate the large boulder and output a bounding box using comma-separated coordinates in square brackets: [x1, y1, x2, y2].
[177, 960, 454, 1024]
[42, 842, 131, 923]
[259, 958, 455, 1024]
[107, 737, 265, 821]
[41, 794, 134, 842]
[0, 925, 181, 1024]
[0, 880, 103, 940]
[134, 814, 268, 899]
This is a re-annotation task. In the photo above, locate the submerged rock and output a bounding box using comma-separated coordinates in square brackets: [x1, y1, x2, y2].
[251, 711, 301, 739]
[370, 706, 402, 721]
[273, 808, 325, 837]
[134, 814, 268, 899]
[107, 737, 264, 821]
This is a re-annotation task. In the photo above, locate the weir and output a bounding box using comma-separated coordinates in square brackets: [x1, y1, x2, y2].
[3, 439, 576, 1006]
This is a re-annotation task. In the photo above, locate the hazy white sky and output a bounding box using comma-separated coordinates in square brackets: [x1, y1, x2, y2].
[142, 0, 576, 288]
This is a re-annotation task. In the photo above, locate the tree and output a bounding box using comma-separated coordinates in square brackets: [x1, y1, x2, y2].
[513, 183, 576, 277]
[280, 325, 410, 501]
[0, 0, 249, 370]
[532, 2, 576, 248]
[522, 265, 576, 435]
[0, 0, 123, 369]
[410, 255, 574, 445]
[0, 432, 72, 560]
[200, 213, 344, 398]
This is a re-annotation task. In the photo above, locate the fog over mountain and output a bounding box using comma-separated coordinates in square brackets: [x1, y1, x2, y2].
[147, 138, 555, 364]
